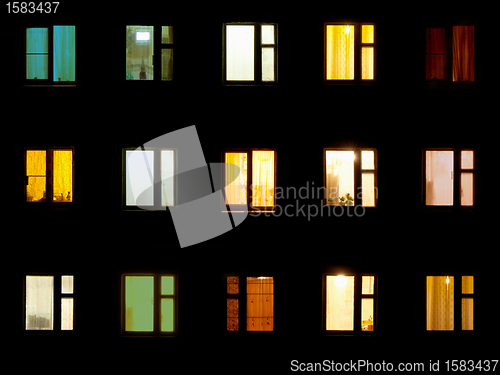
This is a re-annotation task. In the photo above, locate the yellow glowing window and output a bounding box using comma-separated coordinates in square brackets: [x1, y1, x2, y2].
[123, 274, 176, 334]
[326, 23, 375, 81]
[461, 276, 474, 331]
[25, 148, 73, 204]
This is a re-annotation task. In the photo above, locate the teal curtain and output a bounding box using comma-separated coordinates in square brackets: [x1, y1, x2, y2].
[53, 26, 75, 82]
[26, 28, 48, 79]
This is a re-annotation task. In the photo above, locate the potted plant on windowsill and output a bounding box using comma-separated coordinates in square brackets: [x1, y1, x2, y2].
[339, 193, 354, 206]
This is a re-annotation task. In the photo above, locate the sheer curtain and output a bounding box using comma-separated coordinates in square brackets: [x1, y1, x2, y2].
[26, 150, 46, 202]
[26, 276, 54, 330]
[247, 277, 274, 331]
[326, 151, 354, 205]
[453, 26, 474, 82]
[426, 151, 453, 205]
[427, 276, 454, 330]
[53, 26, 75, 82]
[225, 153, 247, 205]
[53, 150, 73, 202]
[226, 25, 255, 81]
[326, 276, 354, 331]
[326, 25, 354, 80]
[252, 151, 274, 207]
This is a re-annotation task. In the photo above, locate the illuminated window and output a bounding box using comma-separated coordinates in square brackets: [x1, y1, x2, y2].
[25, 26, 76, 84]
[123, 148, 176, 209]
[25, 275, 75, 331]
[226, 276, 274, 331]
[223, 149, 276, 210]
[25, 148, 74, 205]
[424, 149, 474, 207]
[324, 274, 377, 333]
[223, 23, 277, 84]
[425, 26, 474, 82]
[325, 23, 375, 82]
[126, 25, 174, 81]
[426, 275, 474, 331]
[122, 274, 177, 335]
[325, 149, 377, 207]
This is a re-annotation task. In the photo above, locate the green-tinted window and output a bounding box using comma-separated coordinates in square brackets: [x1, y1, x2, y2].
[125, 276, 154, 332]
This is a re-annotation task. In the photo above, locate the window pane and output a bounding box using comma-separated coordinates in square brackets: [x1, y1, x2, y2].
[261, 25, 274, 44]
[326, 25, 354, 80]
[461, 172, 474, 206]
[61, 298, 74, 330]
[161, 298, 174, 332]
[425, 28, 447, 80]
[361, 298, 374, 331]
[226, 25, 254, 81]
[362, 47, 374, 80]
[53, 26, 75, 82]
[161, 26, 173, 44]
[227, 298, 239, 331]
[161, 276, 174, 295]
[452, 26, 474, 82]
[362, 173, 375, 207]
[126, 26, 154, 80]
[225, 153, 248, 204]
[262, 47, 275, 81]
[426, 151, 454, 206]
[53, 150, 73, 202]
[362, 276, 374, 295]
[462, 298, 473, 330]
[161, 150, 174, 206]
[326, 276, 354, 330]
[247, 277, 274, 331]
[362, 25, 374, 43]
[26, 28, 48, 80]
[462, 276, 474, 294]
[61, 275, 74, 294]
[227, 276, 239, 294]
[252, 151, 275, 207]
[461, 150, 474, 169]
[326, 151, 354, 205]
[26, 276, 54, 330]
[361, 150, 374, 170]
[125, 276, 154, 332]
[426, 276, 454, 331]
[161, 49, 174, 81]
[26, 150, 46, 202]
[125, 150, 154, 206]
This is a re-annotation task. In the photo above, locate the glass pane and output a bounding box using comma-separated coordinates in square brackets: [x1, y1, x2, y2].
[326, 275, 354, 331]
[227, 276, 239, 294]
[226, 25, 254, 81]
[125, 150, 154, 206]
[362, 25, 374, 43]
[262, 47, 274, 81]
[462, 276, 474, 294]
[53, 150, 73, 202]
[126, 26, 154, 80]
[247, 277, 274, 331]
[161, 276, 174, 295]
[362, 47, 374, 80]
[361, 298, 374, 331]
[53, 26, 75, 82]
[161, 150, 174, 206]
[61, 275, 74, 294]
[452, 26, 474, 82]
[426, 276, 454, 331]
[326, 25, 354, 80]
[161, 298, 174, 332]
[125, 276, 154, 332]
[261, 25, 274, 44]
[461, 150, 474, 169]
[362, 276, 374, 295]
[227, 298, 239, 331]
[225, 153, 248, 204]
[252, 151, 275, 207]
[426, 151, 454, 206]
[161, 49, 174, 81]
[362, 173, 375, 207]
[426, 28, 447, 80]
[462, 298, 473, 330]
[26, 150, 46, 202]
[361, 150, 374, 170]
[461, 172, 474, 206]
[61, 298, 74, 330]
[26, 276, 54, 330]
[161, 26, 173, 44]
[325, 151, 354, 205]
[26, 28, 48, 79]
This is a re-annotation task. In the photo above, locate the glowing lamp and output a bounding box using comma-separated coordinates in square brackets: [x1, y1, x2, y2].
[136, 31, 150, 41]
[335, 275, 347, 287]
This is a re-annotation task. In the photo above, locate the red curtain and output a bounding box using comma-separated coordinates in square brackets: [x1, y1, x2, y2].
[425, 28, 447, 79]
[453, 26, 474, 82]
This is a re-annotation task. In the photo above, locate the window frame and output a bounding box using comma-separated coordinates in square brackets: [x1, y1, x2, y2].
[422, 148, 475, 209]
[324, 22, 376, 84]
[222, 22, 278, 85]
[322, 272, 378, 335]
[24, 273, 76, 334]
[24, 146, 75, 207]
[323, 148, 378, 208]
[122, 146, 177, 210]
[221, 148, 277, 212]
[24, 25, 77, 86]
[121, 273, 178, 337]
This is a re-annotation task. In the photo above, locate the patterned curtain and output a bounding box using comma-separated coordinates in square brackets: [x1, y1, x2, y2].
[427, 276, 454, 330]
[247, 277, 274, 331]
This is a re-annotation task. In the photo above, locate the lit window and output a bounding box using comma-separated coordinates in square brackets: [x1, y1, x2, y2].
[224, 23, 277, 84]
[123, 274, 177, 335]
[226, 276, 274, 331]
[25, 148, 74, 205]
[26, 26, 76, 84]
[426, 275, 474, 331]
[424, 149, 474, 207]
[325, 149, 377, 207]
[325, 274, 377, 333]
[223, 149, 276, 210]
[325, 23, 375, 82]
[25, 275, 75, 331]
[126, 25, 174, 81]
[123, 148, 176, 209]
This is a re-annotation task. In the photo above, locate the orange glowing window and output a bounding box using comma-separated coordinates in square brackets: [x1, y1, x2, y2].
[25, 148, 74, 204]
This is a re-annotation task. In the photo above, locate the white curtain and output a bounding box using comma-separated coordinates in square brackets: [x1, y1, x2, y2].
[426, 151, 453, 205]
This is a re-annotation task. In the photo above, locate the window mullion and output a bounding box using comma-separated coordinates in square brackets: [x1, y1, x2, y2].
[255, 25, 262, 83]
